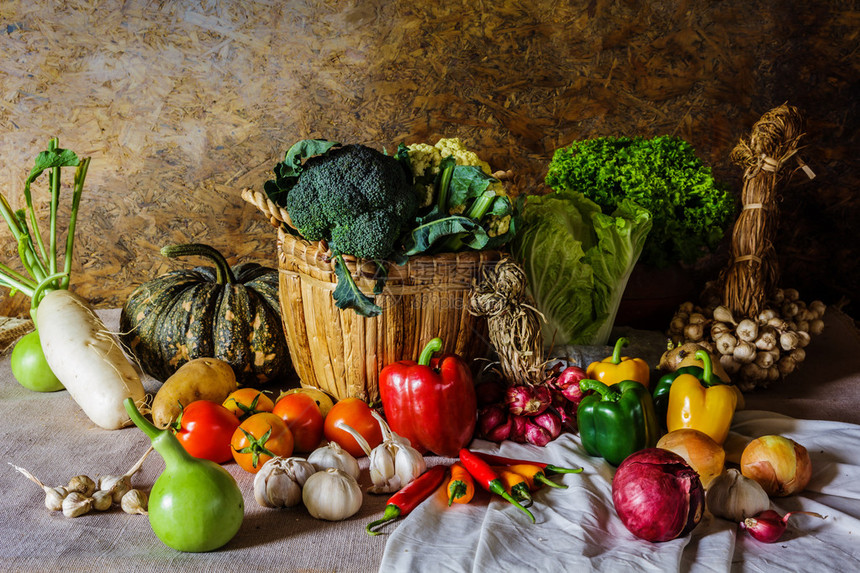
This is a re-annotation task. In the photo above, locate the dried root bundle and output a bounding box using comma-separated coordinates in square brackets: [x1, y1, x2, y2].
[468, 258, 544, 386]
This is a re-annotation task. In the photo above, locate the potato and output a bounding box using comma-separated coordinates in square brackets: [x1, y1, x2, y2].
[151, 357, 238, 428]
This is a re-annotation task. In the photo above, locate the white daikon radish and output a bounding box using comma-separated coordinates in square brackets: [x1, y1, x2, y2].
[37, 289, 146, 430]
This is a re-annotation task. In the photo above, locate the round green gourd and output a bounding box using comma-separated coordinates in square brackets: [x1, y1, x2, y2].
[120, 243, 290, 385]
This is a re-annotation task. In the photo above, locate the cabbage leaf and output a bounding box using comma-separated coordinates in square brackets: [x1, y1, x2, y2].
[512, 189, 652, 347]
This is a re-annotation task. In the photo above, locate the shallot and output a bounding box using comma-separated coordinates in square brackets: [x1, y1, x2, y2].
[740, 509, 824, 543]
[476, 404, 513, 442]
[523, 411, 562, 447]
[505, 384, 552, 416]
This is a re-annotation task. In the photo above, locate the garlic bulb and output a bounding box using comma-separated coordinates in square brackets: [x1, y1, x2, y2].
[366, 411, 426, 494]
[254, 456, 316, 508]
[302, 468, 363, 521]
[335, 413, 426, 494]
[706, 468, 770, 522]
[307, 442, 360, 481]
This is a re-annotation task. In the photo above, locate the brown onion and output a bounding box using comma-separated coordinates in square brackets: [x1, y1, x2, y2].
[656, 429, 726, 488]
[612, 448, 705, 542]
[740, 435, 812, 497]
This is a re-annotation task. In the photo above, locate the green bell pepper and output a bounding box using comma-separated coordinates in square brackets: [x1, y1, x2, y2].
[577, 379, 659, 466]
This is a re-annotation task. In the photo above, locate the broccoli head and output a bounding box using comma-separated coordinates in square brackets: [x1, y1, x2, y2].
[286, 144, 417, 260]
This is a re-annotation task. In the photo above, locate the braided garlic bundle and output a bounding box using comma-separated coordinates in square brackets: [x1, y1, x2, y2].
[667, 287, 825, 390]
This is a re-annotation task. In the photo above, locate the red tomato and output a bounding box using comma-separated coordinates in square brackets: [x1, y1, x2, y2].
[273, 393, 324, 453]
[223, 388, 275, 420]
[323, 397, 383, 458]
[231, 412, 294, 473]
[174, 400, 241, 464]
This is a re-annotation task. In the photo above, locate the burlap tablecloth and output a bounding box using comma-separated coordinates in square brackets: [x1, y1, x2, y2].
[1, 308, 858, 572]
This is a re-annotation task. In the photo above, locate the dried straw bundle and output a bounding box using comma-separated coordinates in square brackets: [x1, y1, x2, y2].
[469, 258, 544, 386]
[719, 103, 813, 317]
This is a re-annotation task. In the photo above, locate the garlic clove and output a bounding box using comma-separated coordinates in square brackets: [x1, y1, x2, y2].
[67, 475, 97, 497]
[62, 491, 93, 518]
[713, 306, 736, 325]
[120, 489, 149, 515]
[45, 486, 69, 512]
[92, 490, 113, 511]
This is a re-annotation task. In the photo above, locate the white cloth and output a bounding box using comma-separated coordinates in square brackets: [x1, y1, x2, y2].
[380, 410, 860, 572]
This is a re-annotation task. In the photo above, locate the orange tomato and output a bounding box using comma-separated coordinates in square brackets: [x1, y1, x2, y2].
[323, 397, 383, 458]
[230, 412, 294, 473]
[273, 392, 324, 453]
[223, 388, 275, 420]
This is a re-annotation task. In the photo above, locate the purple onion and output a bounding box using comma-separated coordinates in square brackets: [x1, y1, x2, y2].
[505, 384, 552, 416]
[476, 404, 513, 442]
[551, 365, 589, 406]
[612, 448, 705, 542]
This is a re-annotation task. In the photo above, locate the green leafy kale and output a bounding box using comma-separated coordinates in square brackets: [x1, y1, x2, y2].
[401, 156, 520, 256]
[544, 135, 734, 267]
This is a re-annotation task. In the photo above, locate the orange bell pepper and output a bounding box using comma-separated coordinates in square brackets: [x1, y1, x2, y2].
[586, 337, 650, 389]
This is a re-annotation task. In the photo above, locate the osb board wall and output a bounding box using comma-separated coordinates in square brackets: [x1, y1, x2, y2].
[0, 0, 857, 319]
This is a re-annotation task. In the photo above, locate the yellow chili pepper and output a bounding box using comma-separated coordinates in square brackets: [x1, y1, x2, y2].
[586, 337, 650, 389]
[491, 467, 533, 507]
[665, 350, 742, 445]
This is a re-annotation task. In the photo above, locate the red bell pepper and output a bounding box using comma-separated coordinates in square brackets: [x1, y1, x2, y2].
[379, 337, 477, 457]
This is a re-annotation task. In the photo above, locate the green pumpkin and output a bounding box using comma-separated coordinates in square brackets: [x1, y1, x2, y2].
[120, 243, 291, 385]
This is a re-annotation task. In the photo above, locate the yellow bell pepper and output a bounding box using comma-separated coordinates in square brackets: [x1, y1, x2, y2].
[665, 350, 743, 445]
[586, 337, 650, 389]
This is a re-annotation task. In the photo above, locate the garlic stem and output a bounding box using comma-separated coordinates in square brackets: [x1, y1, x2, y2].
[9, 463, 68, 512]
[334, 420, 374, 457]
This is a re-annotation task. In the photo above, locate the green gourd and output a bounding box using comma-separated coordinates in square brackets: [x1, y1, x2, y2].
[124, 398, 244, 552]
[120, 243, 290, 386]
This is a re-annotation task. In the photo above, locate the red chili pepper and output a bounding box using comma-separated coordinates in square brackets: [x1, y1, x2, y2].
[379, 337, 477, 457]
[471, 452, 584, 476]
[459, 448, 535, 523]
[366, 465, 448, 535]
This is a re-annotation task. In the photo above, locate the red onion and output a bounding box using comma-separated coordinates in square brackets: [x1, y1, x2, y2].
[612, 448, 705, 542]
[476, 404, 513, 442]
[739, 509, 825, 543]
[551, 365, 589, 406]
[505, 384, 552, 416]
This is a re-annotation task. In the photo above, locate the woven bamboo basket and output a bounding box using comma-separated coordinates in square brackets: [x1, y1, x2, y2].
[242, 188, 499, 403]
